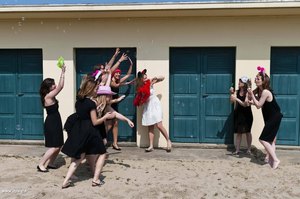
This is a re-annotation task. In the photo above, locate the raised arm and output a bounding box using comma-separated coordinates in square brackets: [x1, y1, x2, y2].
[151, 76, 164, 85]
[110, 53, 128, 73]
[119, 57, 133, 84]
[106, 48, 120, 69]
[46, 65, 66, 99]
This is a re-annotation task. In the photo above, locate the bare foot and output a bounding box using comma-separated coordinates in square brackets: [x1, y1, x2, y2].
[272, 159, 280, 169]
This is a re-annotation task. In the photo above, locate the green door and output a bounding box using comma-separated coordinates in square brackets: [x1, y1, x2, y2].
[75, 48, 136, 141]
[0, 49, 43, 140]
[170, 47, 235, 143]
[271, 47, 300, 146]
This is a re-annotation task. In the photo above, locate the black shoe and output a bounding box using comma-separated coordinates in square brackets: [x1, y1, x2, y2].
[112, 144, 121, 151]
[37, 165, 49, 172]
[47, 165, 58, 169]
[145, 147, 154, 152]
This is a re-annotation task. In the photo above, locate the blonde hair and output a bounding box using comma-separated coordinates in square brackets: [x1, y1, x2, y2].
[92, 95, 107, 117]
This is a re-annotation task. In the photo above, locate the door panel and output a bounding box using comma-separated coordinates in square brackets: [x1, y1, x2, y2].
[271, 47, 300, 146]
[0, 49, 43, 140]
[170, 47, 235, 143]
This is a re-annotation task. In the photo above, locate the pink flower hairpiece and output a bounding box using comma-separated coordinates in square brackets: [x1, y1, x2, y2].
[257, 66, 265, 74]
[92, 70, 102, 81]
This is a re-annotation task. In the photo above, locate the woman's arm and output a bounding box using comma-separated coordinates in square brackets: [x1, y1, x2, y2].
[46, 65, 66, 99]
[151, 76, 164, 85]
[119, 57, 133, 84]
[106, 48, 120, 69]
[109, 95, 125, 105]
[248, 89, 270, 109]
[110, 53, 128, 73]
[90, 109, 116, 126]
[106, 106, 134, 127]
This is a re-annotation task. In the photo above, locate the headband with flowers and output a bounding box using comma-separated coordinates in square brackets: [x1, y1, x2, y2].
[257, 66, 265, 75]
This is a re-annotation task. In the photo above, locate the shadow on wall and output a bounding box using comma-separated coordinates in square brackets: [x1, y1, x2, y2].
[217, 110, 234, 145]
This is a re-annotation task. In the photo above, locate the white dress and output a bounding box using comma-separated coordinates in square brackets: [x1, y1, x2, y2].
[142, 86, 163, 126]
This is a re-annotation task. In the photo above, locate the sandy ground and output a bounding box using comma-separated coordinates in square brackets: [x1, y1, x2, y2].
[0, 145, 300, 199]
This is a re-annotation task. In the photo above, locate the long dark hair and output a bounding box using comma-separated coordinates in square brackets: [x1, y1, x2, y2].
[40, 78, 55, 107]
[253, 72, 272, 98]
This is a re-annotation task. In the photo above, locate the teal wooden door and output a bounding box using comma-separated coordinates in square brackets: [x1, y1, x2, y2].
[75, 48, 136, 141]
[0, 49, 43, 140]
[170, 47, 235, 143]
[271, 47, 300, 146]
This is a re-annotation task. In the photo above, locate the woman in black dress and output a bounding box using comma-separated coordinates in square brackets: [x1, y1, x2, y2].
[230, 76, 253, 155]
[109, 56, 133, 150]
[38, 65, 66, 172]
[61, 78, 115, 188]
[248, 67, 283, 169]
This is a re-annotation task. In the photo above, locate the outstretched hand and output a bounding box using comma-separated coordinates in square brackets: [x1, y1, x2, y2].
[118, 95, 126, 102]
[127, 120, 134, 128]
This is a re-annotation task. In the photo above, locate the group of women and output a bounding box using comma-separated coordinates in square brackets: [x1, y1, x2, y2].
[230, 66, 283, 169]
[38, 48, 172, 189]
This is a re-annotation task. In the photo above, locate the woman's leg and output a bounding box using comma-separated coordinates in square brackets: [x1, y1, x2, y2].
[38, 147, 60, 170]
[62, 153, 85, 188]
[259, 139, 280, 169]
[112, 120, 120, 149]
[234, 134, 242, 154]
[46, 147, 61, 167]
[146, 125, 155, 151]
[246, 133, 252, 153]
[92, 154, 106, 186]
[156, 121, 172, 150]
[86, 154, 99, 174]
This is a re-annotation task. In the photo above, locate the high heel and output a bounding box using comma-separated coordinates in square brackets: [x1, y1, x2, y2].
[112, 144, 121, 151]
[37, 165, 49, 173]
[92, 180, 104, 187]
[145, 147, 154, 152]
[166, 140, 172, 153]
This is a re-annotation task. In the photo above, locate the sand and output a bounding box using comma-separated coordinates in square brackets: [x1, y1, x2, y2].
[0, 145, 299, 199]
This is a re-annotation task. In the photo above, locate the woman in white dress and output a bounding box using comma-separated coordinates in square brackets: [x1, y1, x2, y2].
[134, 69, 172, 152]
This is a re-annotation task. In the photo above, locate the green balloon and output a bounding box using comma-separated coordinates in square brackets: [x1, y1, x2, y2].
[57, 56, 64, 68]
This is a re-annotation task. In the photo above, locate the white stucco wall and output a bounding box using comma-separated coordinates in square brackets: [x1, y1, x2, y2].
[0, 14, 299, 148]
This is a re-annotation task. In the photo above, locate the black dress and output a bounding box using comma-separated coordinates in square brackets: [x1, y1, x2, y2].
[61, 98, 106, 159]
[234, 90, 253, 134]
[44, 102, 64, 147]
[111, 86, 119, 111]
[259, 92, 283, 142]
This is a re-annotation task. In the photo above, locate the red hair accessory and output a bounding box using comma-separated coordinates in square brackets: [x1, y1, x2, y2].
[112, 68, 121, 77]
[133, 79, 151, 106]
[257, 66, 265, 74]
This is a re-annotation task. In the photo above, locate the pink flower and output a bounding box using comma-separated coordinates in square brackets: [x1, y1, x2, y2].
[257, 66, 265, 74]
